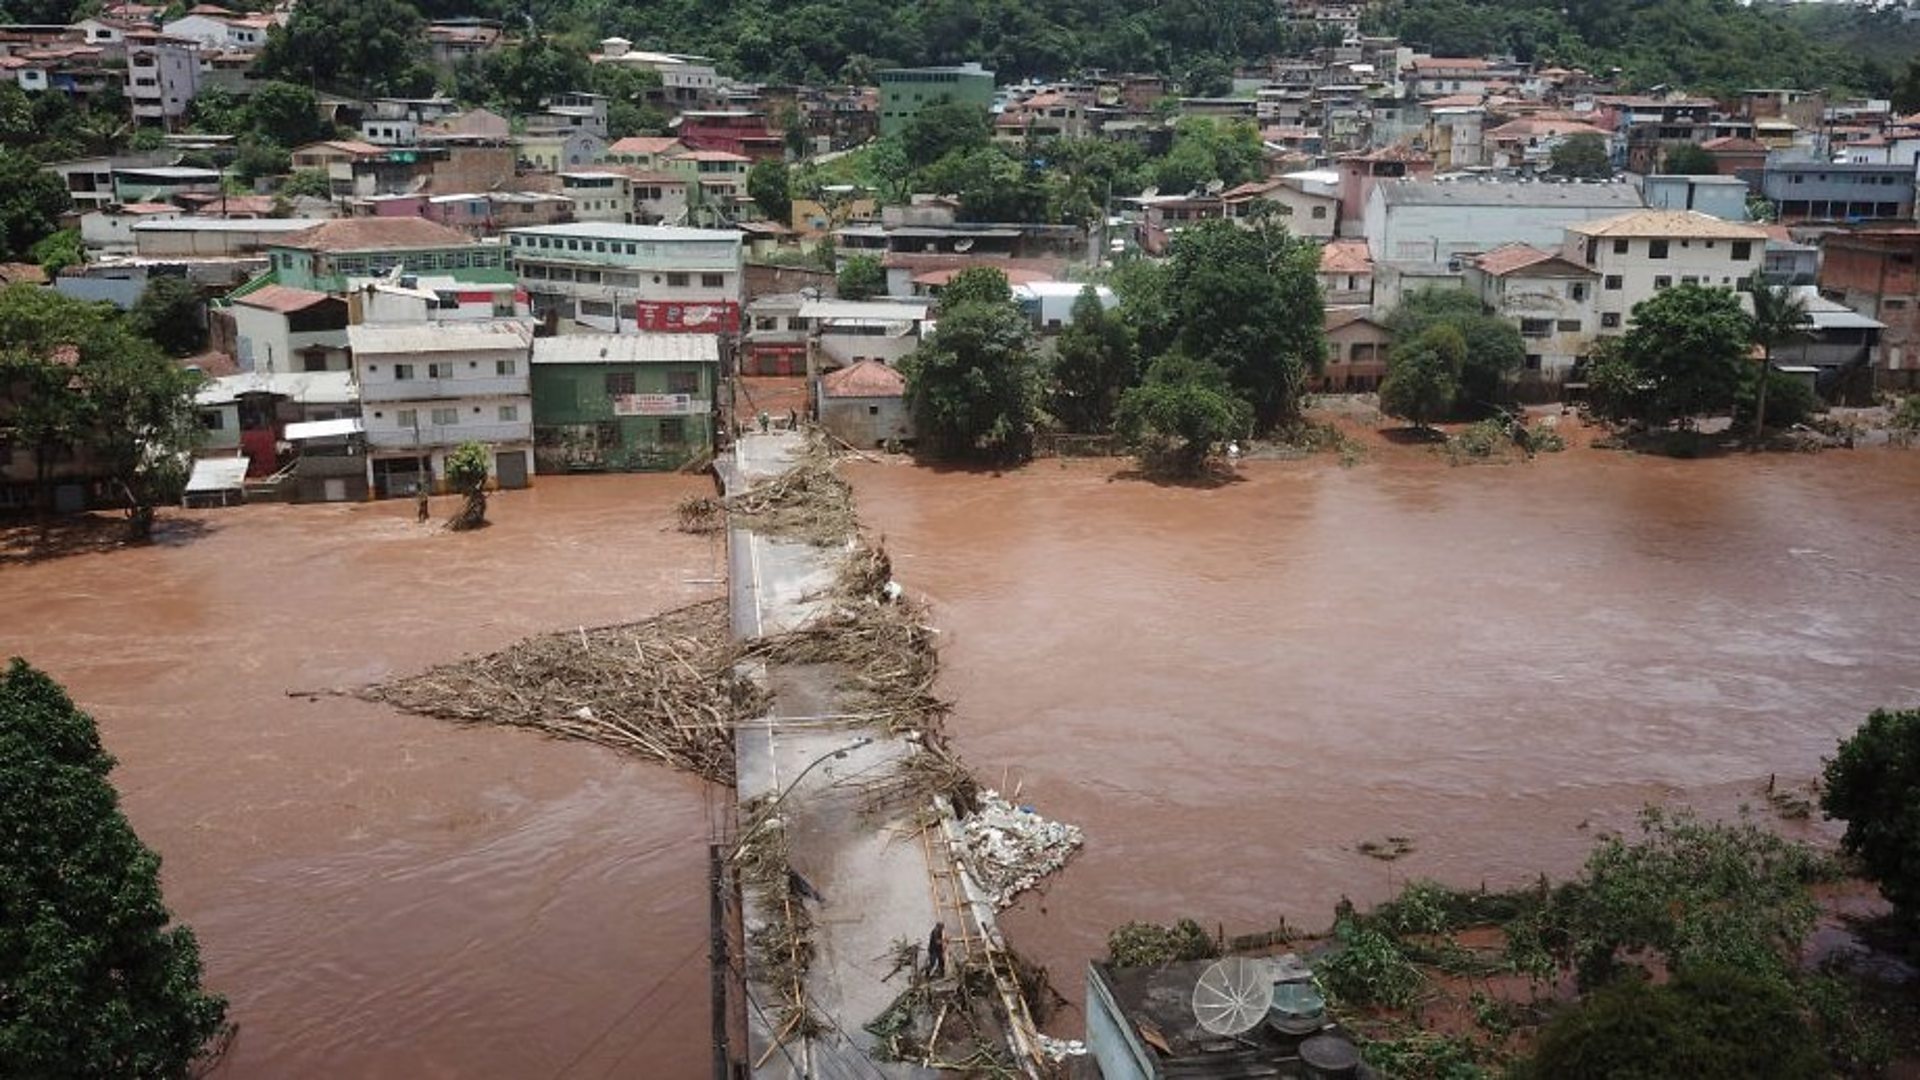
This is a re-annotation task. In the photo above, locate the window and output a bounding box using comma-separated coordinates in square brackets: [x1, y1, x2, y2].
[666, 370, 699, 394]
[701, 273, 725, 288]
[1680, 275, 1698, 286]
[1604, 274, 1623, 290]
[200, 411, 225, 430]
[303, 354, 329, 373]
[1557, 319, 1581, 332]
[659, 418, 686, 444]
[498, 404, 518, 421]
[1731, 241, 1752, 261]
[1311, 205, 1327, 219]
[605, 372, 636, 396]
[1654, 275, 1673, 290]
[396, 408, 418, 428]
[1613, 239, 1629, 254]
[868, 405, 880, 416]
[394, 363, 416, 380]
[428, 362, 453, 378]
[1885, 298, 1908, 310]
[1570, 282, 1588, 301]
[1601, 312, 1621, 328]
[666, 272, 690, 287]
[431, 407, 458, 426]
[1520, 318, 1552, 338]
[496, 359, 517, 375]
[1648, 240, 1670, 259]
[1524, 354, 1542, 371]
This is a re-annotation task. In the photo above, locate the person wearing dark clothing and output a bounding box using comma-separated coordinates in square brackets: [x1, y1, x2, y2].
[923, 922, 946, 980]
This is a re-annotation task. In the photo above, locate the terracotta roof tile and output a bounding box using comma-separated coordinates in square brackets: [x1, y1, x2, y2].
[821, 358, 905, 399]
[233, 284, 336, 313]
[281, 217, 477, 252]
[1318, 239, 1372, 275]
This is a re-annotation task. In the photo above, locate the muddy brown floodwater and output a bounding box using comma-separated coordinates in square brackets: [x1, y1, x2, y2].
[0, 477, 729, 1079]
[847, 450, 1920, 1023]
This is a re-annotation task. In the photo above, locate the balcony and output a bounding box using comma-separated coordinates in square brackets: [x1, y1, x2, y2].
[358, 374, 528, 402]
[366, 419, 532, 450]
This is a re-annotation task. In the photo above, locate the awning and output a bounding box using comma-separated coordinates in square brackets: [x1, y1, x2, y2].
[185, 457, 250, 493]
[284, 417, 364, 441]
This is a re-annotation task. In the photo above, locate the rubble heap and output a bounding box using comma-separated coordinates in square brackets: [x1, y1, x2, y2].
[959, 789, 1085, 909]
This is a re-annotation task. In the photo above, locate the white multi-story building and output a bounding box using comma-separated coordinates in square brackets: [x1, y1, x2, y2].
[1461, 244, 1600, 378]
[1561, 210, 1768, 334]
[505, 222, 743, 334]
[126, 30, 200, 128]
[347, 319, 536, 496]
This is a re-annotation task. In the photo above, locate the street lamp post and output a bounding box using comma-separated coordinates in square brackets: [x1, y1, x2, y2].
[731, 734, 873, 859]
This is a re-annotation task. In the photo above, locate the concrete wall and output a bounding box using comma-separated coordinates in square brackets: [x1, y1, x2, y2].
[1367, 193, 1639, 263]
[819, 395, 912, 448]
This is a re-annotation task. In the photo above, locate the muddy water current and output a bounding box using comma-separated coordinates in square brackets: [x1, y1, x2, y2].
[8, 453, 1920, 1076]
[1, 477, 729, 1079]
[846, 451, 1920, 1019]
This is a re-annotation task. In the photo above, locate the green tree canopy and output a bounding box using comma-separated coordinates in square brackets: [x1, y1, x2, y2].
[1116, 353, 1248, 473]
[1050, 287, 1138, 433]
[1823, 708, 1920, 925]
[900, 299, 1041, 462]
[1152, 117, 1262, 195]
[257, 0, 430, 96]
[1514, 966, 1825, 1080]
[0, 146, 73, 261]
[836, 255, 885, 300]
[483, 34, 593, 116]
[901, 100, 992, 170]
[1385, 287, 1526, 413]
[0, 285, 202, 535]
[1619, 283, 1752, 427]
[937, 265, 1013, 310]
[280, 169, 334, 200]
[245, 82, 332, 147]
[30, 227, 83, 278]
[1550, 132, 1613, 179]
[747, 159, 793, 225]
[1662, 141, 1719, 176]
[0, 658, 229, 1076]
[1162, 219, 1324, 432]
[1379, 323, 1464, 431]
[1744, 272, 1811, 439]
[129, 276, 208, 358]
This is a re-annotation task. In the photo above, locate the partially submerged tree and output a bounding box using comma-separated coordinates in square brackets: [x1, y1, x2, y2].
[1385, 287, 1525, 413]
[899, 297, 1041, 463]
[1162, 219, 1324, 433]
[1050, 287, 1138, 433]
[444, 440, 491, 530]
[1115, 353, 1248, 474]
[1617, 284, 1751, 429]
[1379, 324, 1464, 432]
[1745, 272, 1811, 443]
[835, 254, 885, 300]
[0, 658, 229, 1076]
[0, 285, 201, 536]
[1823, 708, 1920, 926]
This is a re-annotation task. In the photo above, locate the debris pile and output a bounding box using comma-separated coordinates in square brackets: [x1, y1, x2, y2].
[959, 790, 1084, 909]
[675, 494, 726, 534]
[727, 446, 857, 545]
[355, 598, 753, 782]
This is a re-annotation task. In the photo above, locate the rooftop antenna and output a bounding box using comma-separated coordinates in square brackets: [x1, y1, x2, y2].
[1191, 957, 1273, 1038]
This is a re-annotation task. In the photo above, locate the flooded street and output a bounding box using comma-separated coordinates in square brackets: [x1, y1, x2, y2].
[847, 450, 1920, 1014]
[0, 476, 727, 1079]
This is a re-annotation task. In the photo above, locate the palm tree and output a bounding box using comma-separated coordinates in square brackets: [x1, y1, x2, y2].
[1746, 272, 1810, 447]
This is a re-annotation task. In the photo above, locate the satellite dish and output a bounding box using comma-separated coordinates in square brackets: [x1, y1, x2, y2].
[1206, 179, 1225, 194]
[1141, 186, 1159, 199]
[1192, 958, 1273, 1037]
[953, 237, 974, 252]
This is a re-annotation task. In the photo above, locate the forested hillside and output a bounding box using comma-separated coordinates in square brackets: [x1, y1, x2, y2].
[2, 0, 1910, 96]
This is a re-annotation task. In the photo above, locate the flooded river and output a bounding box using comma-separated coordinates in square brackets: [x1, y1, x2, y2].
[847, 450, 1920, 1014]
[8, 451, 1920, 1075]
[0, 477, 727, 1079]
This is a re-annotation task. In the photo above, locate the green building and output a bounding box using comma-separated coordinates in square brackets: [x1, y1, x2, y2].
[264, 217, 512, 294]
[877, 63, 996, 137]
[530, 332, 719, 472]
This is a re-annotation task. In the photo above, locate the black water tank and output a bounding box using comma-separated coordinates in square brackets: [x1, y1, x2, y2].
[1299, 1033, 1361, 1079]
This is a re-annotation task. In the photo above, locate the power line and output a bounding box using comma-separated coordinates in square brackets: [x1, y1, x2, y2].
[550, 938, 708, 1080]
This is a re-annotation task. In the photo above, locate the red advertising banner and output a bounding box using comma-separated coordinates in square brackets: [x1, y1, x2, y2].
[633, 300, 740, 333]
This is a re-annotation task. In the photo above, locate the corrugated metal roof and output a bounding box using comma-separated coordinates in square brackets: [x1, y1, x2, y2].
[504, 222, 741, 244]
[284, 417, 364, 440]
[797, 299, 932, 321]
[195, 370, 358, 405]
[185, 456, 250, 493]
[1379, 180, 1645, 209]
[347, 320, 534, 355]
[532, 332, 719, 365]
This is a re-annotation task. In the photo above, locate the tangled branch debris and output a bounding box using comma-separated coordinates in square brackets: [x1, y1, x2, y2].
[357, 598, 753, 783]
[676, 494, 727, 534]
[727, 447, 858, 546]
[736, 795, 823, 1041]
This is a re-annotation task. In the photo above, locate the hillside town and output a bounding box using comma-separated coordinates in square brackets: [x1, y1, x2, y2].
[7, 1, 1920, 1079]
[2, 0, 1920, 507]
